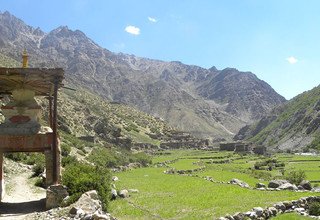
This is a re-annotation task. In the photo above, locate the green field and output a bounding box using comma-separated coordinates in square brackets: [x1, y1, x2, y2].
[109, 150, 320, 219]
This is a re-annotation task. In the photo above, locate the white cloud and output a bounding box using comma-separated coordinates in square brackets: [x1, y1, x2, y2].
[286, 56, 298, 64]
[148, 17, 157, 23]
[125, 26, 140, 35]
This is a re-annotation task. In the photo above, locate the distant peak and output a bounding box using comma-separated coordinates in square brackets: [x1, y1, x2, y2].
[222, 67, 238, 72]
[209, 66, 218, 72]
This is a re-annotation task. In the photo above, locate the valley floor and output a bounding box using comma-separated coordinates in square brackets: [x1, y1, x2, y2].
[109, 150, 320, 219]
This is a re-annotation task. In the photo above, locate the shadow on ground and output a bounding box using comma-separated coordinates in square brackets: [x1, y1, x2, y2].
[0, 198, 46, 215]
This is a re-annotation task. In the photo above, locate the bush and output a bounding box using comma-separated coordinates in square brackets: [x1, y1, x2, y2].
[61, 155, 77, 167]
[249, 170, 272, 180]
[309, 201, 320, 216]
[34, 177, 45, 188]
[61, 143, 71, 157]
[32, 163, 44, 177]
[285, 170, 307, 185]
[62, 162, 111, 211]
[129, 152, 152, 167]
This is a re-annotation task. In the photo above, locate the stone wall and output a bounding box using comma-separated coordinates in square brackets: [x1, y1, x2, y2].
[220, 143, 237, 151]
[220, 142, 252, 153]
[253, 146, 267, 155]
[219, 196, 320, 220]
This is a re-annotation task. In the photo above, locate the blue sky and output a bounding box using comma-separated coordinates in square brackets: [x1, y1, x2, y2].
[1, 0, 320, 99]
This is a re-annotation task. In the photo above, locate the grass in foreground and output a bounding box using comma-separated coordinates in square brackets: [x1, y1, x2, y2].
[109, 167, 315, 219]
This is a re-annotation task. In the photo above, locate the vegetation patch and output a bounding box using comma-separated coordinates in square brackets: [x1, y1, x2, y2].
[62, 161, 111, 211]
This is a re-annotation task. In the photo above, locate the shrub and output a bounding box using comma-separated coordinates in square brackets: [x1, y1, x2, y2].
[62, 162, 110, 211]
[285, 170, 307, 185]
[34, 177, 45, 188]
[61, 143, 71, 157]
[32, 163, 44, 177]
[61, 155, 77, 167]
[249, 170, 272, 180]
[309, 201, 320, 216]
[130, 152, 152, 166]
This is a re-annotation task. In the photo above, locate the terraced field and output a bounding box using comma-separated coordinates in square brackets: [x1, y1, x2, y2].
[109, 150, 320, 219]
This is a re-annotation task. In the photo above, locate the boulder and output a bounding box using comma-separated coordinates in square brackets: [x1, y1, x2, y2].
[233, 212, 245, 220]
[268, 180, 288, 188]
[224, 214, 235, 220]
[312, 187, 320, 192]
[282, 201, 293, 209]
[229, 178, 249, 188]
[267, 207, 278, 216]
[252, 207, 264, 217]
[118, 189, 129, 198]
[278, 183, 298, 191]
[111, 188, 117, 200]
[112, 176, 119, 181]
[299, 180, 312, 190]
[46, 184, 69, 209]
[256, 183, 266, 188]
[273, 202, 286, 212]
[73, 190, 102, 214]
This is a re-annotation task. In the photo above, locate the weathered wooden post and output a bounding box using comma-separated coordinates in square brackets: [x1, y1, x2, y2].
[0, 151, 4, 201]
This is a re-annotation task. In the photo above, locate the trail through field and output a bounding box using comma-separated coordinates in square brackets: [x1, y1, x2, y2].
[0, 165, 46, 219]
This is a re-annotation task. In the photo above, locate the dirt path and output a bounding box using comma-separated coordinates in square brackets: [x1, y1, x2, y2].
[0, 164, 46, 219]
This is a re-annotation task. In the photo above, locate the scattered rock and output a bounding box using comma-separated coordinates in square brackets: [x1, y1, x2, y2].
[312, 187, 320, 192]
[268, 180, 288, 188]
[300, 180, 312, 190]
[128, 189, 139, 193]
[232, 212, 244, 220]
[111, 188, 117, 200]
[112, 176, 119, 181]
[256, 182, 266, 188]
[118, 189, 129, 198]
[278, 183, 298, 191]
[93, 212, 111, 220]
[229, 178, 250, 188]
[73, 190, 102, 214]
[252, 207, 264, 217]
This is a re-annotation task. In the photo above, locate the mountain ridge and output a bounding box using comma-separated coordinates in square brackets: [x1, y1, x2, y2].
[0, 11, 286, 140]
[235, 84, 320, 151]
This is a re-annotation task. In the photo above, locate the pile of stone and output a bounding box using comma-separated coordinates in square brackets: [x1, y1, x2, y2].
[68, 190, 115, 220]
[255, 179, 315, 192]
[32, 190, 116, 220]
[219, 196, 320, 220]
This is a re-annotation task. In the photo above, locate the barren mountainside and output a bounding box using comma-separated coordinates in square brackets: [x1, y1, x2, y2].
[0, 11, 286, 140]
[235, 85, 320, 151]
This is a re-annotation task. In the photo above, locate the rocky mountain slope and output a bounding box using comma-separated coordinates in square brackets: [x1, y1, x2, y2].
[0, 52, 176, 149]
[0, 11, 286, 140]
[235, 85, 320, 151]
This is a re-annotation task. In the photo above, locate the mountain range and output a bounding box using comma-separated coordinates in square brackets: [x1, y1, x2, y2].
[0, 11, 286, 141]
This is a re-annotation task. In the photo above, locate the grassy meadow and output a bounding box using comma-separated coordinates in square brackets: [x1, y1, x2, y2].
[109, 150, 320, 219]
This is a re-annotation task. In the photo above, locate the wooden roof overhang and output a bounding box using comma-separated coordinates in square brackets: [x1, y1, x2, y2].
[0, 67, 64, 96]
